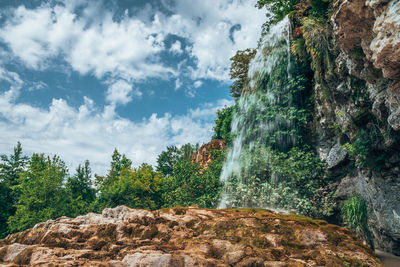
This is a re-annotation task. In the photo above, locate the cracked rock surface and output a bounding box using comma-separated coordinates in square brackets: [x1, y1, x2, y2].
[0, 206, 381, 266]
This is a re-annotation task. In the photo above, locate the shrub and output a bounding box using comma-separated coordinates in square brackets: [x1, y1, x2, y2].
[341, 195, 372, 242]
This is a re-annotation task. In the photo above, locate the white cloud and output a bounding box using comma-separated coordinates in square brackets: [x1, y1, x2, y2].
[0, 0, 263, 174]
[0, 75, 231, 175]
[175, 78, 182, 90]
[193, 80, 203, 88]
[169, 40, 183, 54]
[0, 0, 265, 84]
[106, 80, 135, 106]
[158, 0, 265, 81]
[190, 98, 234, 119]
[0, 4, 175, 81]
[28, 81, 47, 91]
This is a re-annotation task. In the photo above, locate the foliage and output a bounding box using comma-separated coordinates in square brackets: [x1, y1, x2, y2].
[256, 0, 300, 34]
[301, 17, 334, 79]
[309, 0, 331, 19]
[229, 49, 257, 98]
[64, 160, 96, 217]
[94, 149, 132, 191]
[94, 149, 162, 211]
[0, 142, 28, 238]
[66, 160, 95, 202]
[350, 46, 364, 60]
[8, 154, 69, 233]
[223, 146, 331, 218]
[341, 195, 371, 241]
[96, 163, 165, 211]
[156, 144, 198, 177]
[162, 149, 225, 208]
[156, 146, 180, 177]
[108, 149, 132, 183]
[342, 128, 383, 168]
[0, 142, 224, 234]
[213, 105, 235, 145]
[290, 37, 308, 63]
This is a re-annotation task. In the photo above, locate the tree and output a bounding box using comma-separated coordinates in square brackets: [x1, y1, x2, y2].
[66, 160, 95, 202]
[156, 144, 198, 177]
[213, 105, 235, 145]
[162, 149, 224, 208]
[0, 142, 28, 238]
[109, 149, 132, 181]
[96, 163, 165, 210]
[95, 149, 132, 189]
[64, 160, 96, 217]
[156, 146, 180, 177]
[8, 154, 68, 233]
[229, 48, 256, 98]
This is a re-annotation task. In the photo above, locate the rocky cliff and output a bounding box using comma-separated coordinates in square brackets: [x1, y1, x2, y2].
[0, 206, 381, 266]
[313, 0, 400, 255]
[192, 139, 226, 169]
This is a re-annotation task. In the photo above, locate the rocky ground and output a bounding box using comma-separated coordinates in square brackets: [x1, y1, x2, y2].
[0, 206, 381, 266]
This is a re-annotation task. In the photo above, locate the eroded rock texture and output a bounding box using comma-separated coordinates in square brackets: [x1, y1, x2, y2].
[315, 0, 400, 255]
[191, 139, 226, 169]
[0, 206, 381, 266]
[333, 0, 400, 131]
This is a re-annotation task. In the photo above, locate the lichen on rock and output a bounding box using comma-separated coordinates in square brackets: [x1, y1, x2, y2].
[0, 206, 382, 266]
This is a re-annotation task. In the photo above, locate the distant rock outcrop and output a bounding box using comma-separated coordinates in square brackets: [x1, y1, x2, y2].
[191, 139, 226, 169]
[0, 206, 381, 266]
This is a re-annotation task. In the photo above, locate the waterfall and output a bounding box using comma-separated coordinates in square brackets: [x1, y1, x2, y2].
[219, 16, 304, 209]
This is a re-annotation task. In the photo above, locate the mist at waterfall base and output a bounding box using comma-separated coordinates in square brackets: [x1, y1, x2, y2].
[218, 16, 314, 212]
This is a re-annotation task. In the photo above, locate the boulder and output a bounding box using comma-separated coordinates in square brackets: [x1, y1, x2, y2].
[0, 206, 382, 266]
[327, 144, 348, 169]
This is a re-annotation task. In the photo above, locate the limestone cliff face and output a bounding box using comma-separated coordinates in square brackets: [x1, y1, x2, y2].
[0, 206, 381, 266]
[191, 139, 226, 169]
[314, 0, 400, 255]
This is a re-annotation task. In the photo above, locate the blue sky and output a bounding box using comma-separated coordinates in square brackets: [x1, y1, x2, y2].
[0, 0, 265, 174]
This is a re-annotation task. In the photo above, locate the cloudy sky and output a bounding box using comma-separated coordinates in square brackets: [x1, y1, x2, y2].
[0, 0, 265, 175]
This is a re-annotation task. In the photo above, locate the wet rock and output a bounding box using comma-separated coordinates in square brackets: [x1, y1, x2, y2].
[0, 206, 381, 266]
[327, 144, 348, 169]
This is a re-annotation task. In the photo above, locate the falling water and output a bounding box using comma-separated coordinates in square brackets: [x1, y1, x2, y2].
[219, 16, 303, 209]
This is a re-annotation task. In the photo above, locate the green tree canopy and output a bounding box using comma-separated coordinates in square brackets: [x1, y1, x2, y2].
[0, 142, 28, 238]
[64, 160, 96, 217]
[162, 149, 225, 208]
[96, 163, 165, 210]
[95, 149, 132, 188]
[66, 160, 95, 202]
[8, 154, 68, 233]
[156, 144, 198, 177]
[213, 105, 235, 145]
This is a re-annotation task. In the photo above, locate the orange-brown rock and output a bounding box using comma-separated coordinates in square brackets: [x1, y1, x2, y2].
[0, 206, 382, 266]
[192, 139, 226, 169]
